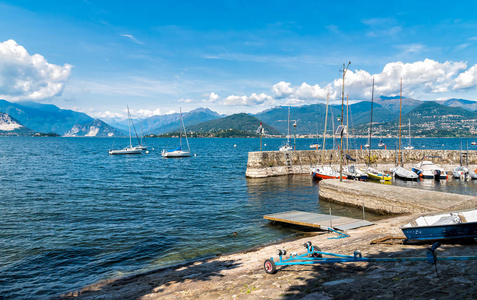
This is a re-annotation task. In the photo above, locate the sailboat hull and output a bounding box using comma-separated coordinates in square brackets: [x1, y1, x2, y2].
[162, 150, 191, 157]
[109, 147, 142, 155]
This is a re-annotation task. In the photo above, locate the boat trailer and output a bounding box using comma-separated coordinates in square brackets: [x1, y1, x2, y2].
[264, 241, 477, 275]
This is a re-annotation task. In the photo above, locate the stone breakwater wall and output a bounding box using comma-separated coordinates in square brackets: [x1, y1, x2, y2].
[319, 180, 477, 214]
[245, 149, 477, 178]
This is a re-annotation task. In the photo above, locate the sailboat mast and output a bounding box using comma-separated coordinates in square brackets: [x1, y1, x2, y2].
[127, 106, 132, 147]
[287, 106, 290, 145]
[179, 108, 183, 149]
[321, 94, 329, 164]
[368, 78, 374, 163]
[346, 94, 349, 153]
[408, 119, 411, 147]
[399, 78, 402, 166]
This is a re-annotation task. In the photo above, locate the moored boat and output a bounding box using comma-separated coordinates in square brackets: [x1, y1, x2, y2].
[343, 165, 368, 181]
[401, 209, 477, 242]
[412, 160, 447, 180]
[452, 166, 469, 179]
[363, 166, 392, 181]
[391, 166, 418, 181]
[162, 108, 191, 158]
[311, 166, 347, 180]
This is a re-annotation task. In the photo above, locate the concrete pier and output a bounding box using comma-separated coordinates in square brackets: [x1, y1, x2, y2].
[319, 179, 477, 215]
[245, 149, 477, 178]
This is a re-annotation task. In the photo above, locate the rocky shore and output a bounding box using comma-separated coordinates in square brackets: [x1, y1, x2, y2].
[60, 213, 477, 299]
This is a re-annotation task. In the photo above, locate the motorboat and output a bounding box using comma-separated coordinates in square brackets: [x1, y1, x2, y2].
[309, 143, 321, 149]
[391, 166, 418, 181]
[378, 140, 385, 147]
[412, 160, 447, 180]
[452, 166, 469, 179]
[401, 209, 477, 242]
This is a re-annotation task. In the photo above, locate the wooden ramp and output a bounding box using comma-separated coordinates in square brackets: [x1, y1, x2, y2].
[264, 210, 374, 231]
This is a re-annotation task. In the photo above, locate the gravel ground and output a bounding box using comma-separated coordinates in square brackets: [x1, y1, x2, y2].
[58, 213, 477, 300]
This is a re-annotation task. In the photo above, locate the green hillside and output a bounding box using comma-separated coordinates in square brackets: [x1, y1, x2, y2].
[181, 113, 281, 136]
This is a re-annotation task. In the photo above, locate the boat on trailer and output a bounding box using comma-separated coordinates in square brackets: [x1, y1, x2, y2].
[401, 209, 477, 242]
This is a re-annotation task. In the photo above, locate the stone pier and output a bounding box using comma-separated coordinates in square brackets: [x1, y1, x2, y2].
[319, 179, 477, 215]
[245, 149, 477, 178]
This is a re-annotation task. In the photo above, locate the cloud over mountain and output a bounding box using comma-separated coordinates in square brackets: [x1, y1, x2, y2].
[207, 59, 477, 107]
[0, 40, 72, 101]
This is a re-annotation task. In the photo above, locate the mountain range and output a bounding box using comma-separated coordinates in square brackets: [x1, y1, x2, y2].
[1, 97, 477, 137]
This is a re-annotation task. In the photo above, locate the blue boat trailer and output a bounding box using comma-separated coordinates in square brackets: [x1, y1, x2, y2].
[264, 241, 477, 274]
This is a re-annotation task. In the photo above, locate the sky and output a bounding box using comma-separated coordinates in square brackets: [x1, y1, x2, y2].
[1, 1, 477, 120]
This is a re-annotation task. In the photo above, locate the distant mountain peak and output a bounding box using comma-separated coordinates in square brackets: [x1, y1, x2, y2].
[0, 113, 23, 131]
[63, 119, 123, 137]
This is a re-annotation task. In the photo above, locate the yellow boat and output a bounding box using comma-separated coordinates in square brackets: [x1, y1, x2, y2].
[363, 167, 392, 181]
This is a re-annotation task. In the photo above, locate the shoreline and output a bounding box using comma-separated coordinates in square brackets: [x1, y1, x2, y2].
[59, 213, 477, 299]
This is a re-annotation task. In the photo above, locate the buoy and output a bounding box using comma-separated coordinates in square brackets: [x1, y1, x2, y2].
[145, 151, 149, 154]
[234, 144, 237, 147]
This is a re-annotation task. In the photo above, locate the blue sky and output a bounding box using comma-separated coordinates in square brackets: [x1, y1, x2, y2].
[1, 1, 477, 119]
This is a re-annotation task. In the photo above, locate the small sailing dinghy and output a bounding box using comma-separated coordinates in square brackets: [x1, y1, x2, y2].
[401, 209, 477, 242]
[162, 108, 191, 158]
[109, 106, 142, 155]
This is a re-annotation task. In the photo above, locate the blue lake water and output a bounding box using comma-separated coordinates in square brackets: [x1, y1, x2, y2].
[0, 137, 476, 298]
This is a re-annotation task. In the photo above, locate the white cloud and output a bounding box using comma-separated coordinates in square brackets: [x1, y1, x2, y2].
[454, 65, 477, 90]
[120, 34, 143, 45]
[220, 93, 274, 106]
[132, 108, 162, 118]
[267, 59, 470, 104]
[178, 98, 193, 103]
[201, 92, 219, 103]
[0, 39, 72, 101]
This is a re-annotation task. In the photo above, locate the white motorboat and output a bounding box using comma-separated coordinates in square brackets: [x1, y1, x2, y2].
[452, 166, 469, 179]
[412, 160, 447, 180]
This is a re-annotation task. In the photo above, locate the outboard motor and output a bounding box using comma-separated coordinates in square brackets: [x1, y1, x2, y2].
[434, 169, 441, 181]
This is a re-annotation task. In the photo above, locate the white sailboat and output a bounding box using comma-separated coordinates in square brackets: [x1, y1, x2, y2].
[279, 106, 292, 151]
[135, 121, 148, 151]
[162, 108, 191, 158]
[109, 106, 142, 155]
[404, 119, 414, 150]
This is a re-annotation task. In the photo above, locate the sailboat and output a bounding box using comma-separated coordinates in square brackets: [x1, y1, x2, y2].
[311, 94, 346, 180]
[404, 119, 414, 150]
[309, 123, 321, 149]
[391, 80, 418, 180]
[279, 106, 292, 151]
[161, 108, 191, 158]
[135, 121, 148, 151]
[109, 106, 142, 155]
[363, 78, 391, 181]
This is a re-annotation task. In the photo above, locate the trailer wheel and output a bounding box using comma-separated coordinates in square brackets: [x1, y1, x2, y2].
[264, 259, 277, 274]
[311, 246, 322, 258]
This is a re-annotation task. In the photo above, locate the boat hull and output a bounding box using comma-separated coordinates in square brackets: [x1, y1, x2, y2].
[312, 173, 347, 180]
[402, 222, 477, 241]
[162, 150, 191, 158]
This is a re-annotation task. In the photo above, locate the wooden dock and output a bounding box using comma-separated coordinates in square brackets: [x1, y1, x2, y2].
[263, 210, 374, 231]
